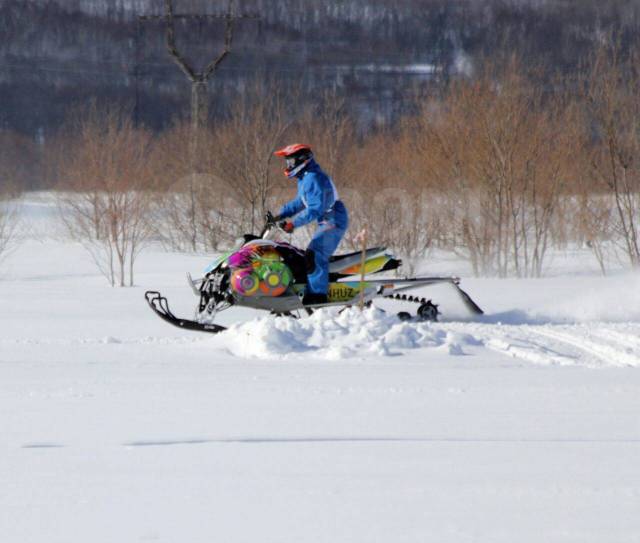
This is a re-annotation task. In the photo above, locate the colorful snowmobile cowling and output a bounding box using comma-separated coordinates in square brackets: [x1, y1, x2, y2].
[145, 215, 484, 334]
[228, 245, 293, 297]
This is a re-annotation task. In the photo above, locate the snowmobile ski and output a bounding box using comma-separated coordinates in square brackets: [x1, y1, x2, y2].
[145, 291, 227, 334]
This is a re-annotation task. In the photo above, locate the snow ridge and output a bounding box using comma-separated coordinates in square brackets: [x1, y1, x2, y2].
[209, 307, 469, 360]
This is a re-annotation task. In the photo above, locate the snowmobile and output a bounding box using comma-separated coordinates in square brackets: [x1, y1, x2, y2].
[145, 213, 483, 334]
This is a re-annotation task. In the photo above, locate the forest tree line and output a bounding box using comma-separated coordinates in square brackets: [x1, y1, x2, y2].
[2, 34, 640, 284]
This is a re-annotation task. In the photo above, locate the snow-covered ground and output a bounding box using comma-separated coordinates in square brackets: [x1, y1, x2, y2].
[1, 195, 640, 542]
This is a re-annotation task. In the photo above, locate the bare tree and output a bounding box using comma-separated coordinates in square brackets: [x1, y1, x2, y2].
[296, 89, 355, 178]
[0, 131, 29, 264]
[584, 36, 640, 268]
[415, 58, 576, 277]
[0, 130, 40, 191]
[152, 122, 203, 251]
[210, 81, 293, 234]
[0, 189, 20, 265]
[151, 82, 292, 251]
[336, 128, 438, 274]
[58, 107, 155, 287]
[575, 191, 615, 275]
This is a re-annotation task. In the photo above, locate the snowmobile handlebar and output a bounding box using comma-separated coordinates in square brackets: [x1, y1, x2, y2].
[264, 211, 277, 227]
[260, 211, 285, 239]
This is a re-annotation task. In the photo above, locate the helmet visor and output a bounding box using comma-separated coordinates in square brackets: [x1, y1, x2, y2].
[285, 157, 297, 170]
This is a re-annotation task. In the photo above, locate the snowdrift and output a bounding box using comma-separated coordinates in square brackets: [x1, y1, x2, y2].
[210, 307, 472, 360]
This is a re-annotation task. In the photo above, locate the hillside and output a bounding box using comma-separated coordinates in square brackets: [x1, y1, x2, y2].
[2, 0, 639, 138]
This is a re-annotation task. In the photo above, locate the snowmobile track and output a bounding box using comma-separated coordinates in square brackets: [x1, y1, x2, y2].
[527, 327, 640, 368]
[589, 327, 640, 352]
[472, 323, 640, 368]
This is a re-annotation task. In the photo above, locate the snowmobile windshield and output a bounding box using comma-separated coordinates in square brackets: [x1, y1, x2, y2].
[203, 251, 233, 274]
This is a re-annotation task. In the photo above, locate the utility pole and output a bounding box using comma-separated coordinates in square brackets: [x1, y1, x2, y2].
[140, 0, 258, 134]
[139, 1, 258, 251]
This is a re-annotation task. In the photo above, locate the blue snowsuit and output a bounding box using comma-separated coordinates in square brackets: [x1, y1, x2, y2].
[278, 160, 349, 295]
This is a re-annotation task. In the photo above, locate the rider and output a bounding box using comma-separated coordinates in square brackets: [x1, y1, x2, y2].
[273, 143, 349, 306]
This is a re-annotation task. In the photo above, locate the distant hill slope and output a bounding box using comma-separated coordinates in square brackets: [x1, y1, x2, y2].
[1, 0, 638, 138]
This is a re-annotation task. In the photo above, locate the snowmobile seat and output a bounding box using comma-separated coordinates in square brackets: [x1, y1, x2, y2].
[329, 247, 387, 263]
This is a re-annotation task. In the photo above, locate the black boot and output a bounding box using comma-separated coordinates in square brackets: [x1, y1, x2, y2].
[302, 292, 328, 306]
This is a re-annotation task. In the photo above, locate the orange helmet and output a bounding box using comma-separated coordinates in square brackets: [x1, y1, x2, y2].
[274, 143, 313, 178]
[274, 143, 312, 157]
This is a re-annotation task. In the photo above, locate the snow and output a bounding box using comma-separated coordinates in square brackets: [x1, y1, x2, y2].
[359, 63, 437, 74]
[211, 306, 470, 359]
[2, 194, 640, 542]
